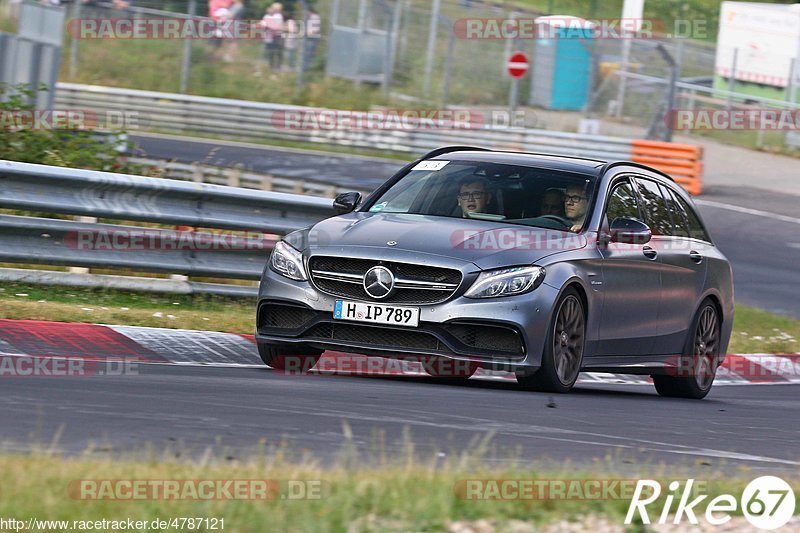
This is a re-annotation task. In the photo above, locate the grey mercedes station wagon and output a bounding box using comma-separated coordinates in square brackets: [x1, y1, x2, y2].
[256, 147, 734, 399]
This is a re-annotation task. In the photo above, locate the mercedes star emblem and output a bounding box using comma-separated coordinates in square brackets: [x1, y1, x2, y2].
[363, 266, 395, 299]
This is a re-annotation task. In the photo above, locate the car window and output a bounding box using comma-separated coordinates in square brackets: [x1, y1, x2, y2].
[676, 194, 712, 243]
[634, 178, 672, 236]
[662, 186, 691, 238]
[367, 161, 597, 231]
[370, 172, 430, 213]
[605, 180, 642, 224]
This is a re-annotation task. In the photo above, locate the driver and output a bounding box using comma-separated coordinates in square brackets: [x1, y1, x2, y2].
[540, 188, 565, 217]
[457, 178, 492, 218]
[564, 184, 589, 232]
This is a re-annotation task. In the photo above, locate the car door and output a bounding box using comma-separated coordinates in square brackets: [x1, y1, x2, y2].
[596, 177, 661, 356]
[655, 184, 710, 354]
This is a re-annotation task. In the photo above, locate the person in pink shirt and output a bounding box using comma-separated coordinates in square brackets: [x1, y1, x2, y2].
[209, 0, 232, 20]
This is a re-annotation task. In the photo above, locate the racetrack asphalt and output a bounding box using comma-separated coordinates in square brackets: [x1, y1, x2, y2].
[1, 361, 799, 472]
[4, 135, 789, 468]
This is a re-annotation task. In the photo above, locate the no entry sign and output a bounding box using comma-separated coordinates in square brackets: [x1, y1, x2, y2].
[507, 52, 529, 79]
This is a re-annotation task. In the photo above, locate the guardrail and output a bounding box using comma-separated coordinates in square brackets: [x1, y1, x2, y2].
[631, 140, 703, 195]
[56, 82, 632, 157]
[620, 70, 800, 111]
[129, 157, 369, 197]
[55, 82, 706, 195]
[0, 160, 336, 290]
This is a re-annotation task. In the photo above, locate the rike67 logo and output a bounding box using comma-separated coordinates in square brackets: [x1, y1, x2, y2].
[625, 476, 796, 529]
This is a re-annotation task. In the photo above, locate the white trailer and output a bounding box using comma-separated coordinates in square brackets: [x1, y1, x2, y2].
[715, 1, 800, 88]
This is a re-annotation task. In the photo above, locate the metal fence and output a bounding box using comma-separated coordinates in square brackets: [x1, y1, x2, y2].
[0, 159, 336, 292]
[131, 156, 367, 197]
[55, 82, 634, 160]
[47, 0, 723, 109]
[0, 2, 65, 109]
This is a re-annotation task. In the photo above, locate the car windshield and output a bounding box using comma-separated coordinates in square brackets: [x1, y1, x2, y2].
[366, 160, 597, 232]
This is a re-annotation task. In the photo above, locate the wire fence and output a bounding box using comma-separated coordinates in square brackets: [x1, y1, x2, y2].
[1, 0, 797, 153]
[48, 0, 720, 106]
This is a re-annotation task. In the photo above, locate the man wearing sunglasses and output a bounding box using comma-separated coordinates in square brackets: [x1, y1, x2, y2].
[456, 178, 492, 218]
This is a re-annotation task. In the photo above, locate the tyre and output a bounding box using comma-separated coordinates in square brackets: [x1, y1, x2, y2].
[420, 356, 478, 379]
[653, 299, 721, 400]
[257, 342, 322, 373]
[517, 287, 585, 393]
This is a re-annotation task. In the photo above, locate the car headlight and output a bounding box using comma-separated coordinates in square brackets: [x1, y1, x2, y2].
[464, 266, 545, 299]
[269, 240, 308, 281]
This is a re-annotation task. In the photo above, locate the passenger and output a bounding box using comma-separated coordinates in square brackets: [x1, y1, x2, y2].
[564, 184, 589, 232]
[540, 188, 565, 217]
[457, 178, 491, 218]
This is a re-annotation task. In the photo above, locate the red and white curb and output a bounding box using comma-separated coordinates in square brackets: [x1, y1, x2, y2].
[0, 319, 798, 385]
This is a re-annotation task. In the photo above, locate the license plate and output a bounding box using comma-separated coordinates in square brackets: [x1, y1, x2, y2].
[333, 300, 420, 327]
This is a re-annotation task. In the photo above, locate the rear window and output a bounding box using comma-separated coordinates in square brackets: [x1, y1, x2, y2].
[663, 186, 691, 238]
[676, 194, 712, 243]
[634, 178, 672, 236]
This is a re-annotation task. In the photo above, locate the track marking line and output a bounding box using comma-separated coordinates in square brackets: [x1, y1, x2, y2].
[189, 397, 800, 467]
[695, 199, 800, 225]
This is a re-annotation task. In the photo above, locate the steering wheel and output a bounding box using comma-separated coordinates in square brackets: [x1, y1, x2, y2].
[538, 215, 572, 228]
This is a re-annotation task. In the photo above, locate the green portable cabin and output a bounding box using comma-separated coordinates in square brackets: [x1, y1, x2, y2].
[530, 16, 595, 111]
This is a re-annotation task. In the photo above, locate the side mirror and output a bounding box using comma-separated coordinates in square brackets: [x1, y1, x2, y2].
[609, 217, 652, 245]
[333, 192, 362, 214]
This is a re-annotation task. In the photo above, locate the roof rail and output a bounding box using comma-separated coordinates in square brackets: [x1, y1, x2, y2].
[420, 146, 491, 159]
[422, 146, 609, 166]
[601, 160, 677, 183]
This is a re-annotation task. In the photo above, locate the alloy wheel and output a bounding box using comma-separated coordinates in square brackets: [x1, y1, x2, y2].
[694, 305, 720, 389]
[553, 295, 585, 385]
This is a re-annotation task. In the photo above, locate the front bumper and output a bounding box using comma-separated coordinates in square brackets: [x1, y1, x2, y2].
[256, 266, 559, 369]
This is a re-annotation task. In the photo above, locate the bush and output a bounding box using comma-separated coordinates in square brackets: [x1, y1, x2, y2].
[0, 83, 143, 173]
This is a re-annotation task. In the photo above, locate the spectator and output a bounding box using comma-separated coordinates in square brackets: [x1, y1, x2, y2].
[539, 188, 565, 217]
[302, 5, 321, 68]
[283, 12, 298, 71]
[208, 0, 231, 19]
[211, 6, 231, 60]
[112, 0, 134, 19]
[261, 2, 284, 72]
[224, 0, 244, 62]
[8, 0, 22, 21]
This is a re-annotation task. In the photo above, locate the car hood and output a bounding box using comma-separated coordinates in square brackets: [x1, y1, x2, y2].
[288, 212, 587, 270]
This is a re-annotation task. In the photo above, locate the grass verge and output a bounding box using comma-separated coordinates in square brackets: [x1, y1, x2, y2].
[0, 281, 798, 354]
[0, 448, 796, 532]
[0, 282, 254, 333]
